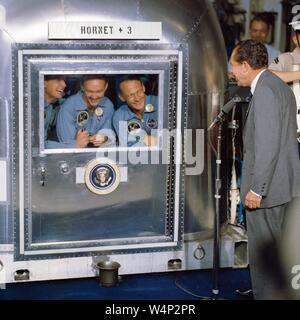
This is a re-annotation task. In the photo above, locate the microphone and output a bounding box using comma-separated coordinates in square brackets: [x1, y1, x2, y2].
[207, 98, 236, 131]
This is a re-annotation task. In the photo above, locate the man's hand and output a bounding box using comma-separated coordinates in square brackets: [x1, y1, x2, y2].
[89, 134, 108, 147]
[245, 191, 262, 209]
[75, 129, 90, 148]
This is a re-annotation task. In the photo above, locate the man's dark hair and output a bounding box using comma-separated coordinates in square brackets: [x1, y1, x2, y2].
[250, 13, 271, 29]
[81, 74, 108, 85]
[234, 39, 268, 69]
[44, 74, 66, 81]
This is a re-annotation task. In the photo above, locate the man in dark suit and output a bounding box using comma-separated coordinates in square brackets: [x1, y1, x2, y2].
[230, 39, 300, 299]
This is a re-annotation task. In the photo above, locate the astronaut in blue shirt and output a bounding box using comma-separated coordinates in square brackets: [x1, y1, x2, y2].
[57, 75, 116, 148]
[44, 75, 68, 149]
[113, 75, 158, 147]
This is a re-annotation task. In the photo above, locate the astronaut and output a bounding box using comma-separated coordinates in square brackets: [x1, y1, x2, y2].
[44, 75, 67, 149]
[56, 74, 115, 148]
[113, 75, 158, 147]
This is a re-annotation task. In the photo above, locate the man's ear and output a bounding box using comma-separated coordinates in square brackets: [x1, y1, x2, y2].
[142, 84, 146, 92]
[104, 82, 108, 92]
[242, 61, 251, 73]
[119, 93, 126, 102]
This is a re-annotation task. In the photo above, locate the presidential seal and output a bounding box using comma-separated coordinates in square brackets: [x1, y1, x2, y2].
[145, 104, 154, 113]
[84, 158, 120, 195]
[95, 106, 104, 117]
[77, 110, 89, 126]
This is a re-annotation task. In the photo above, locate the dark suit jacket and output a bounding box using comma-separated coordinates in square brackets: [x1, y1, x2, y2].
[241, 70, 300, 208]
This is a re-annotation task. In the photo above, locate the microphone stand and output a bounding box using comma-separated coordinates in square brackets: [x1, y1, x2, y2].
[211, 119, 224, 300]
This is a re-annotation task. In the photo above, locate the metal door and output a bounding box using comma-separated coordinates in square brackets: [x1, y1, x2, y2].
[12, 43, 187, 260]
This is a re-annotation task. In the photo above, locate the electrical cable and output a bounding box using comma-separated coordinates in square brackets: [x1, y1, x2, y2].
[229, 104, 239, 224]
[207, 129, 217, 157]
[175, 277, 212, 300]
[175, 277, 227, 300]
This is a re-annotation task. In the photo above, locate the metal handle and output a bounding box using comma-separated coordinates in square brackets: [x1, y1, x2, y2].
[40, 167, 45, 186]
[60, 162, 69, 174]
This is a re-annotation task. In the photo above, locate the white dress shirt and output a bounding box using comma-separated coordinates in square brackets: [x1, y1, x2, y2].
[249, 69, 267, 198]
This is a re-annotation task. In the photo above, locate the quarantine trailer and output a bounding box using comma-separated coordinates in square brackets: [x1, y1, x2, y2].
[0, 0, 245, 284]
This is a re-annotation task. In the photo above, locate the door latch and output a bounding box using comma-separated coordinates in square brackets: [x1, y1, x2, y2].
[40, 167, 46, 186]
